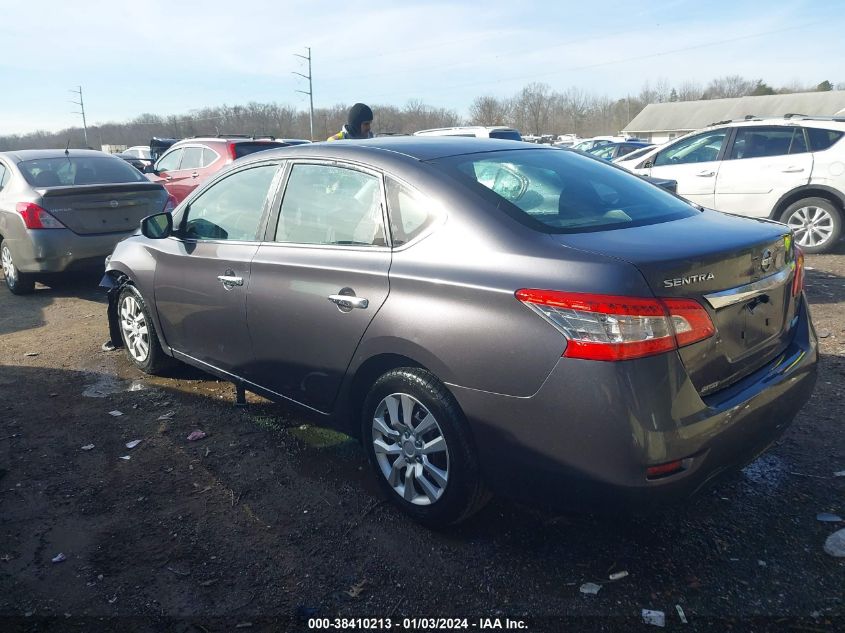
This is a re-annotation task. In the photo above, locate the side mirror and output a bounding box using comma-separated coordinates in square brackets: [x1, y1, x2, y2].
[141, 212, 172, 239]
[143, 163, 158, 174]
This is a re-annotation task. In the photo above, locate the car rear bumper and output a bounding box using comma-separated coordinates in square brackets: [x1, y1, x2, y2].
[449, 298, 818, 510]
[6, 230, 134, 274]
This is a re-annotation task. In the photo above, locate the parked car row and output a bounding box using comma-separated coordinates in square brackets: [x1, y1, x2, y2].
[0, 135, 819, 528]
[614, 115, 845, 253]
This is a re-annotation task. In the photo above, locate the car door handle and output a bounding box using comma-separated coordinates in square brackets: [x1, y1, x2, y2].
[328, 294, 369, 310]
[695, 170, 715, 177]
[191, 171, 199, 178]
[781, 167, 805, 173]
[217, 275, 244, 287]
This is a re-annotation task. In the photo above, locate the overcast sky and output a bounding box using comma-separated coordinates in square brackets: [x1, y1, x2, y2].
[1, 0, 843, 134]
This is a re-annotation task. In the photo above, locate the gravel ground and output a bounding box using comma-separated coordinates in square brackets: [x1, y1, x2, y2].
[0, 252, 844, 633]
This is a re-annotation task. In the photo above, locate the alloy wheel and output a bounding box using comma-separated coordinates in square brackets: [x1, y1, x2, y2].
[119, 294, 150, 363]
[371, 393, 450, 506]
[1, 245, 17, 286]
[787, 205, 835, 249]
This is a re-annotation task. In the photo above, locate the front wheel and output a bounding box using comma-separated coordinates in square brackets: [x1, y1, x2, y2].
[781, 197, 842, 254]
[1, 241, 35, 295]
[362, 368, 490, 528]
[117, 285, 174, 374]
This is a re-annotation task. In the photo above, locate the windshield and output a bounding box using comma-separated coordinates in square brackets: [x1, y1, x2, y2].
[18, 156, 147, 187]
[489, 129, 522, 141]
[430, 149, 698, 233]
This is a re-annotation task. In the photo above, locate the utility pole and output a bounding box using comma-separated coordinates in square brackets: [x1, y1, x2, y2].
[69, 86, 89, 147]
[293, 47, 314, 141]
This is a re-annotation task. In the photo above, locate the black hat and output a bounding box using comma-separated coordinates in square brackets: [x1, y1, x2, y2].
[347, 103, 373, 136]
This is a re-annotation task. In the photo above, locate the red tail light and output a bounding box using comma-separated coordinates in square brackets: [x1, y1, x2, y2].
[646, 459, 684, 479]
[792, 246, 805, 297]
[515, 290, 715, 361]
[227, 142, 238, 161]
[163, 194, 177, 213]
[16, 202, 66, 229]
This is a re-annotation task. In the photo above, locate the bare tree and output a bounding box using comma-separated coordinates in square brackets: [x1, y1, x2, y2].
[469, 96, 510, 126]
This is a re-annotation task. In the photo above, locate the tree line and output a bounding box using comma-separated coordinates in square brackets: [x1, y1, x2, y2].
[0, 75, 840, 151]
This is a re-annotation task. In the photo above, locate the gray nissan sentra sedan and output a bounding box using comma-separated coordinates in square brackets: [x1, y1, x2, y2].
[0, 149, 168, 294]
[102, 138, 817, 527]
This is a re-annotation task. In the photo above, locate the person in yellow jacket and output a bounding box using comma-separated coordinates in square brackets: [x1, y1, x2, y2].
[327, 103, 374, 141]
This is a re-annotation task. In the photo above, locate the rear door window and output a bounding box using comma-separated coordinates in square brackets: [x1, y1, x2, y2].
[275, 164, 386, 246]
[431, 148, 697, 233]
[180, 147, 204, 170]
[728, 127, 807, 159]
[807, 127, 845, 151]
[156, 149, 183, 172]
[182, 164, 280, 241]
[654, 130, 727, 166]
[385, 178, 440, 245]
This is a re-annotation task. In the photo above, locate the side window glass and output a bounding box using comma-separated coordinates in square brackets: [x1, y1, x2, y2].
[807, 128, 845, 152]
[180, 147, 203, 170]
[156, 149, 182, 172]
[654, 130, 727, 166]
[385, 178, 439, 245]
[0, 164, 7, 191]
[183, 165, 279, 241]
[275, 164, 385, 246]
[202, 148, 218, 167]
[729, 127, 797, 160]
[789, 129, 808, 154]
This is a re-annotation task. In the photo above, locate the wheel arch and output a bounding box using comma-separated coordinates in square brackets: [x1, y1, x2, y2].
[770, 185, 845, 220]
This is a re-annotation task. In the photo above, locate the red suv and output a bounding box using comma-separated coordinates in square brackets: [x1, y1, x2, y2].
[146, 136, 308, 207]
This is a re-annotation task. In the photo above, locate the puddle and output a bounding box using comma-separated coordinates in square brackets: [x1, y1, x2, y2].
[82, 373, 148, 398]
[742, 453, 788, 494]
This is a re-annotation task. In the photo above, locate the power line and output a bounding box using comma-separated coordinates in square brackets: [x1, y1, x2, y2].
[365, 20, 824, 101]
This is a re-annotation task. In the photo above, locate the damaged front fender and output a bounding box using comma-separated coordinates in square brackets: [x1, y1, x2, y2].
[101, 271, 129, 349]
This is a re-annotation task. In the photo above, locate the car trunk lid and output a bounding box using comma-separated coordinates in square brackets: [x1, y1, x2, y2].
[549, 210, 799, 396]
[37, 183, 168, 235]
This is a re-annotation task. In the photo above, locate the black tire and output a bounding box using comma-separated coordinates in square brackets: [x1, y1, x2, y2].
[780, 197, 842, 254]
[116, 285, 174, 375]
[1, 240, 35, 295]
[362, 368, 490, 528]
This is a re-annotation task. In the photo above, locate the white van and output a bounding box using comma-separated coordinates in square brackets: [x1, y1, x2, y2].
[413, 126, 522, 141]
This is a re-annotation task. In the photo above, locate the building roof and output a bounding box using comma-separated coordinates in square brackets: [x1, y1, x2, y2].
[624, 91, 845, 133]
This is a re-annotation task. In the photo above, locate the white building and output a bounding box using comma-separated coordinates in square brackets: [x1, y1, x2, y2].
[623, 91, 845, 145]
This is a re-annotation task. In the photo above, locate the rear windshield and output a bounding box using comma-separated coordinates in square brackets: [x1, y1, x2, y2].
[19, 156, 146, 187]
[233, 142, 285, 159]
[489, 129, 522, 141]
[430, 148, 698, 233]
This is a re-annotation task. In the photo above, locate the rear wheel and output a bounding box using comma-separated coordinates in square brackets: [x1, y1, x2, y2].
[362, 368, 490, 527]
[117, 285, 174, 374]
[781, 197, 842, 254]
[1, 240, 35, 295]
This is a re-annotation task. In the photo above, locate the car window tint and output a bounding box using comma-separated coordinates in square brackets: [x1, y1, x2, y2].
[385, 178, 438, 245]
[180, 147, 203, 170]
[432, 149, 697, 234]
[728, 127, 803, 160]
[157, 149, 182, 172]
[202, 148, 218, 167]
[183, 165, 279, 241]
[233, 142, 284, 159]
[807, 127, 845, 152]
[654, 130, 726, 166]
[17, 156, 146, 186]
[275, 164, 385, 246]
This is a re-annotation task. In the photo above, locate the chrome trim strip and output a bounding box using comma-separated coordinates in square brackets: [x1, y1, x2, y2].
[704, 267, 792, 309]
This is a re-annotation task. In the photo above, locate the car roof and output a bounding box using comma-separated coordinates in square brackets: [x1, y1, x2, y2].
[701, 117, 845, 132]
[237, 136, 538, 164]
[0, 149, 113, 163]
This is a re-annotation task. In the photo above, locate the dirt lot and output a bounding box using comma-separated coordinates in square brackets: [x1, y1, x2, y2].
[1, 253, 844, 632]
